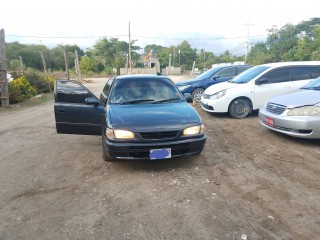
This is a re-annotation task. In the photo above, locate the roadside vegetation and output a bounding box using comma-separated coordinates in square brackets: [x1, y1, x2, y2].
[4, 18, 320, 104]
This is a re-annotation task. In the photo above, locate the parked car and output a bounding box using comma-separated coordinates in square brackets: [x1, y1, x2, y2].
[201, 61, 320, 118]
[176, 65, 252, 103]
[54, 74, 206, 161]
[258, 76, 320, 139]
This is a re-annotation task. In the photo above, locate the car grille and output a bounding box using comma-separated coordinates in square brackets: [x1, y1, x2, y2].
[139, 131, 179, 140]
[201, 103, 214, 110]
[202, 94, 211, 99]
[266, 102, 287, 115]
[265, 123, 312, 135]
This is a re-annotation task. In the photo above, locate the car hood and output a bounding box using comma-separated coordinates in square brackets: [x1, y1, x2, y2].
[176, 78, 201, 86]
[204, 81, 238, 94]
[107, 103, 201, 132]
[268, 90, 320, 108]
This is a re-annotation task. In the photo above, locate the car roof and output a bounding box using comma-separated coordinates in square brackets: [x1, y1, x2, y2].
[260, 61, 320, 68]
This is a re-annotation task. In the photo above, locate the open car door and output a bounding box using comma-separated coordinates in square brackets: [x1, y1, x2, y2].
[54, 80, 104, 135]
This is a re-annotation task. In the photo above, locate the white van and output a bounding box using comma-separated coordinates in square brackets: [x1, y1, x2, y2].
[201, 61, 320, 118]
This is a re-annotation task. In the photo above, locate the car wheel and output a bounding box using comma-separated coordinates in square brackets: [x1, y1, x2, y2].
[192, 88, 204, 103]
[229, 99, 251, 119]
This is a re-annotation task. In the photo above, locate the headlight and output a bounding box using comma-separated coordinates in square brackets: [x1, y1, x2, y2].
[106, 128, 135, 139]
[183, 124, 205, 136]
[178, 85, 191, 91]
[209, 89, 226, 100]
[287, 106, 320, 116]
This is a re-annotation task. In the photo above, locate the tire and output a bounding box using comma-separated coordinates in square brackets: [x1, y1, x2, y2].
[191, 88, 205, 103]
[229, 99, 251, 119]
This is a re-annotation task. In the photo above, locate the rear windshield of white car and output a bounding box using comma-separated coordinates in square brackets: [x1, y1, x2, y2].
[230, 65, 270, 84]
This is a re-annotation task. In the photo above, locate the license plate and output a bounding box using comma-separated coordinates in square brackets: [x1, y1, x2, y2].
[265, 116, 274, 127]
[150, 148, 171, 160]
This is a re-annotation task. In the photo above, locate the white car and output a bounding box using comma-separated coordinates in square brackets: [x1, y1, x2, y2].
[259, 76, 320, 139]
[201, 61, 320, 118]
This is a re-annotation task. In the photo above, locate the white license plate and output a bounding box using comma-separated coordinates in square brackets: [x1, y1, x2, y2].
[149, 148, 171, 160]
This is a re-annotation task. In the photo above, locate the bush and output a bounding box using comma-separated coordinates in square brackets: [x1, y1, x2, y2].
[24, 70, 53, 93]
[8, 77, 37, 103]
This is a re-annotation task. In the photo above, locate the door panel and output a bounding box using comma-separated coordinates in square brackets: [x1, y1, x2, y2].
[54, 80, 105, 135]
[253, 68, 293, 109]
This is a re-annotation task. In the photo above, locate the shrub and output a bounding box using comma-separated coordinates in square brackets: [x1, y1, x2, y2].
[8, 77, 37, 103]
[24, 70, 53, 93]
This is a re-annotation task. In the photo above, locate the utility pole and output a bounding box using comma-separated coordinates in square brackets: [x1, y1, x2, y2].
[243, 23, 254, 62]
[0, 28, 9, 107]
[203, 43, 206, 69]
[128, 21, 132, 74]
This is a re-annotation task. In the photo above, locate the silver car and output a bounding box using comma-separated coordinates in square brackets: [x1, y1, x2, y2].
[259, 76, 320, 139]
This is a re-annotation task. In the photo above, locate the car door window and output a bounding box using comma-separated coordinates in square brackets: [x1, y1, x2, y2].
[103, 78, 114, 96]
[217, 67, 236, 78]
[56, 81, 91, 104]
[293, 67, 320, 80]
[262, 68, 292, 84]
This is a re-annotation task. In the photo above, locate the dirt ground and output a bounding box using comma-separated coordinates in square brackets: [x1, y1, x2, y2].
[0, 76, 319, 240]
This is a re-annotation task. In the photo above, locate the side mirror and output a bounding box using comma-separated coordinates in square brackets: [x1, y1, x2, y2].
[184, 93, 192, 102]
[256, 78, 268, 85]
[85, 97, 100, 106]
[212, 75, 220, 80]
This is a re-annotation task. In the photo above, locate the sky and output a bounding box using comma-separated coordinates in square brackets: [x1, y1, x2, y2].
[1, 0, 319, 55]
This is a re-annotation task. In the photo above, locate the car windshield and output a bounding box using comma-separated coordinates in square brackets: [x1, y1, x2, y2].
[301, 76, 320, 90]
[109, 77, 184, 104]
[229, 65, 270, 84]
[196, 67, 224, 80]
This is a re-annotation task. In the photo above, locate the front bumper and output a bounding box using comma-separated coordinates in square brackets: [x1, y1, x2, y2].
[200, 97, 231, 113]
[259, 108, 320, 139]
[102, 135, 206, 160]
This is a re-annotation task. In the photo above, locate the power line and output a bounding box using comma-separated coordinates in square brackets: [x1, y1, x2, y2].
[6, 34, 268, 41]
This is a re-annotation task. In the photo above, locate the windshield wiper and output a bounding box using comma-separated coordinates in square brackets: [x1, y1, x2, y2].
[152, 98, 181, 103]
[120, 99, 154, 104]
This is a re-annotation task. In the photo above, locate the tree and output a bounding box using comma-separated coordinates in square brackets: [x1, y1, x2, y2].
[89, 37, 141, 73]
[246, 42, 273, 65]
[79, 56, 104, 73]
[176, 41, 197, 70]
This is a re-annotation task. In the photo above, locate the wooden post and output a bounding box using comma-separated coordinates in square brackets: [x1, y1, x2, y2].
[74, 50, 81, 82]
[19, 56, 24, 75]
[63, 50, 70, 80]
[39, 51, 51, 92]
[74, 59, 78, 80]
[191, 60, 195, 76]
[0, 28, 9, 107]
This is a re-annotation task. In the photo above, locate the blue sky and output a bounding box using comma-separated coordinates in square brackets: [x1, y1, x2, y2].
[1, 0, 319, 55]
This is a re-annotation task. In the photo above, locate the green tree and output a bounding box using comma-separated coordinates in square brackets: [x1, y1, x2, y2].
[247, 42, 273, 65]
[79, 56, 104, 73]
[89, 37, 141, 73]
[176, 41, 197, 70]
